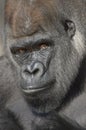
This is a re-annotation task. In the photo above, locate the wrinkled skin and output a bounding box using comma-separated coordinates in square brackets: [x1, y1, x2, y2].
[0, 0, 86, 130]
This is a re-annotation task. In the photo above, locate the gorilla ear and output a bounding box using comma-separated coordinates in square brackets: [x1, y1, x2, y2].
[64, 20, 76, 38]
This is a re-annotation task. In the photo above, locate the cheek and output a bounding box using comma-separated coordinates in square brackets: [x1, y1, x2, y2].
[54, 45, 81, 93]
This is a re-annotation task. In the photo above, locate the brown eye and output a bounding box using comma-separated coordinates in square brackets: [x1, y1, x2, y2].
[10, 47, 26, 55]
[28, 47, 33, 52]
[17, 48, 26, 54]
[40, 43, 49, 50]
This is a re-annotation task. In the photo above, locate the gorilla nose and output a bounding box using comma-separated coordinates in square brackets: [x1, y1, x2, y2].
[22, 61, 45, 80]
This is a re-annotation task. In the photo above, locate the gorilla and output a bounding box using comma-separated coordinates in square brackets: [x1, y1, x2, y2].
[0, 0, 86, 130]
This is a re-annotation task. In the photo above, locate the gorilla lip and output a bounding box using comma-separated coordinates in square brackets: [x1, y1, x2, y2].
[22, 80, 55, 94]
[22, 86, 47, 94]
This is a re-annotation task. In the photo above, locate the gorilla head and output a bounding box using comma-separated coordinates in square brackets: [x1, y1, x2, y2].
[4, 0, 85, 114]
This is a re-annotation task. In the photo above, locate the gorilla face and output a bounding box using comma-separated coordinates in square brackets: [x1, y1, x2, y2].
[5, 0, 85, 113]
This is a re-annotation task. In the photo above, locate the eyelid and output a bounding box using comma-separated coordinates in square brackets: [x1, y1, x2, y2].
[35, 39, 54, 47]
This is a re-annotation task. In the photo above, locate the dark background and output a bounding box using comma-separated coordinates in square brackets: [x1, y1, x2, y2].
[0, 0, 5, 55]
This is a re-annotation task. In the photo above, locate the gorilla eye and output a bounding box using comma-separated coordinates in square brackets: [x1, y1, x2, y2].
[11, 47, 27, 55]
[18, 48, 26, 54]
[39, 43, 49, 50]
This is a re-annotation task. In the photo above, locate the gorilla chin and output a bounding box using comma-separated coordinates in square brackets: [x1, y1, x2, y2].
[21, 81, 59, 114]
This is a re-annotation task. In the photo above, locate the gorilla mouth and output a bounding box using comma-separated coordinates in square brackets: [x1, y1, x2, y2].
[22, 86, 48, 94]
[22, 80, 55, 94]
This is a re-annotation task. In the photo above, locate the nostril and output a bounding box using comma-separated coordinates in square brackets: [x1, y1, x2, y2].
[33, 69, 39, 75]
[24, 69, 31, 75]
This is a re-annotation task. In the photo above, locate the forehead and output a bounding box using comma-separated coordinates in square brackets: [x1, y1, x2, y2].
[6, 0, 56, 12]
[5, 0, 58, 38]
